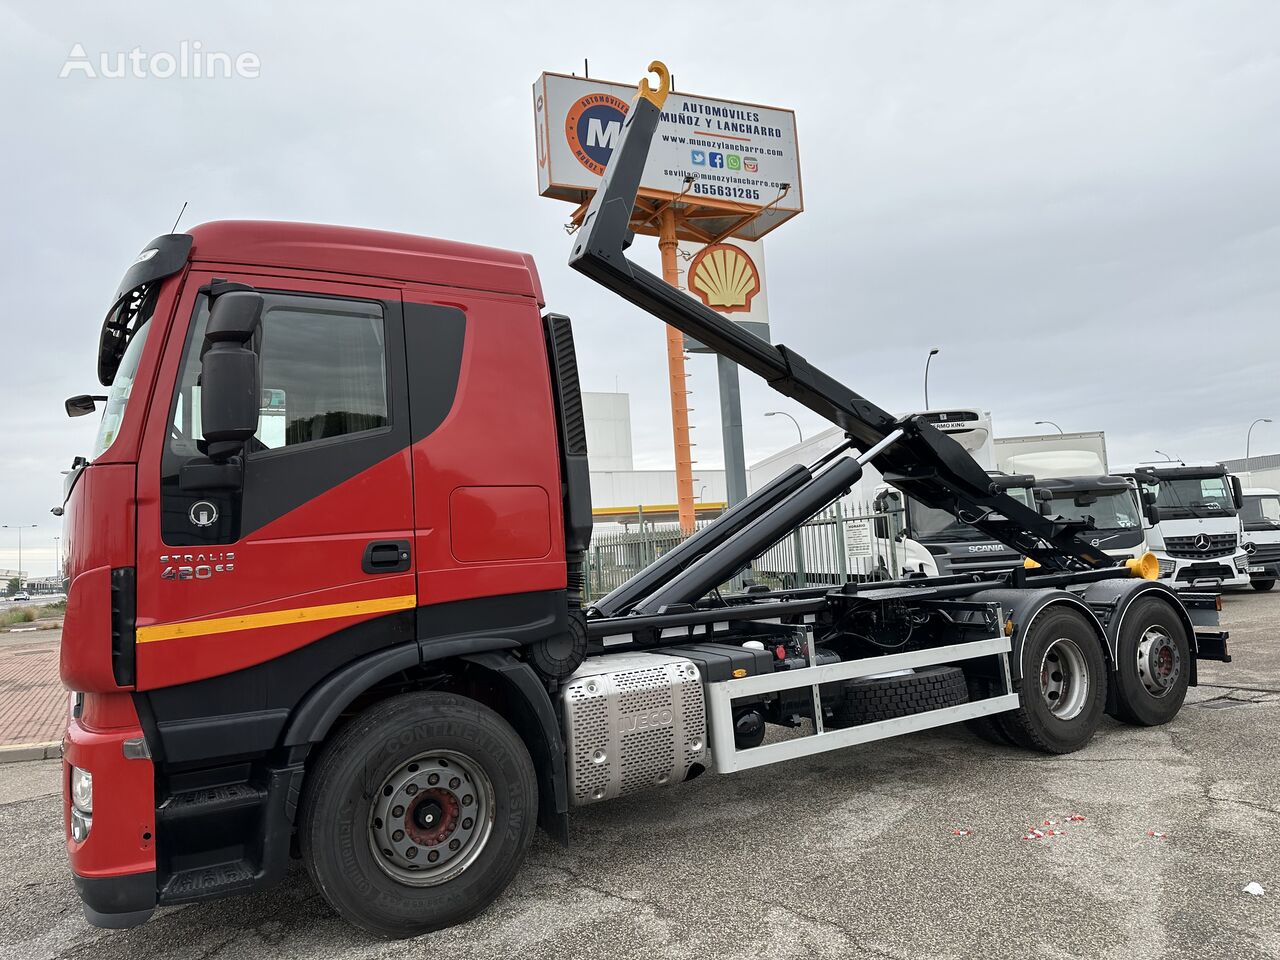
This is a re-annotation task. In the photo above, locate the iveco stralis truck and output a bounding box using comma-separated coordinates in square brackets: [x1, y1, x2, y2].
[59, 61, 1228, 938]
[1240, 488, 1280, 591]
[1124, 463, 1250, 589]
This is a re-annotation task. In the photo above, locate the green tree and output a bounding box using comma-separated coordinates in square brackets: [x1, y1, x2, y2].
[5, 577, 19, 596]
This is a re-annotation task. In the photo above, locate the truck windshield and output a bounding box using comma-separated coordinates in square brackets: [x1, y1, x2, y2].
[90, 320, 151, 459]
[907, 486, 1033, 542]
[1152, 475, 1236, 519]
[1242, 494, 1280, 530]
[1049, 489, 1141, 535]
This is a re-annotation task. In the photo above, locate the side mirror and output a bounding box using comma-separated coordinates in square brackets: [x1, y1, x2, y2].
[199, 291, 263, 463]
[1142, 487, 1158, 506]
[1230, 475, 1244, 511]
[64, 394, 107, 418]
[1146, 504, 1161, 525]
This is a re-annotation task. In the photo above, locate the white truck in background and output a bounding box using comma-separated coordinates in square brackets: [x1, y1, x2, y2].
[873, 410, 1032, 577]
[1124, 463, 1250, 589]
[994, 430, 1108, 478]
[1240, 488, 1280, 591]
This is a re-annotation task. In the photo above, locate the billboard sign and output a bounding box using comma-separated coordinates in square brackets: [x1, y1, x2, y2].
[534, 72, 803, 240]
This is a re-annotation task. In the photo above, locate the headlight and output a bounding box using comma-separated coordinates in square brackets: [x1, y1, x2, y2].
[70, 807, 92, 842]
[71, 766, 93, 813]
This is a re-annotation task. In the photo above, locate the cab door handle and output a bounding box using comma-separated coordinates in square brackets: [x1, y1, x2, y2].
[363, 540, 411, 574]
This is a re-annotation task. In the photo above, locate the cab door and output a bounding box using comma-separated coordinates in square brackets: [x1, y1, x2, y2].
[135, 271, 415, 689]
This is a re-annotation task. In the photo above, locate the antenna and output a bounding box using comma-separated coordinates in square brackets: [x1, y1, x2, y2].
[170, 201, 189, 235]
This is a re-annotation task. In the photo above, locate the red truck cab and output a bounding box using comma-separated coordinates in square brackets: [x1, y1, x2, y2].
[61, 222, 590, 928]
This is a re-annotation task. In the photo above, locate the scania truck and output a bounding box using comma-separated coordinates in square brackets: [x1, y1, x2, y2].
[1124, 463, 1251, 589]
[59, 61, 1228, 938]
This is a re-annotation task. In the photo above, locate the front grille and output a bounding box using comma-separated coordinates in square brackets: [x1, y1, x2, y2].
[1165, 534, 1237, 559]
[948, 552, 1022, 568]
[1245, 542, 1280, 563]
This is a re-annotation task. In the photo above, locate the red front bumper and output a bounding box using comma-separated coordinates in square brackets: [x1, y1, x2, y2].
[63, 692, 158, 927]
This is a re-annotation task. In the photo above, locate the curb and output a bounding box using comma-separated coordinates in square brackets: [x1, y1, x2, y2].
[0, 741, 62, 764]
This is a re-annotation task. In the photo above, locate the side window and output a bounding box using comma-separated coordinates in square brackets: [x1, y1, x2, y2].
[164, 292, 388, 472]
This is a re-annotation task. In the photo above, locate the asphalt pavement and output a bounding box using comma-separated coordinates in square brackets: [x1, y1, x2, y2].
[3, 592, 1278, 959]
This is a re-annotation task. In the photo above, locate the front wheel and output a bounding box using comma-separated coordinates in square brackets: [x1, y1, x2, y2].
[300, 692, 538, 938]
[1111, 596, 1191, 726]
[997, 606, 1108, 754]
[1251, 579, 1276, 592]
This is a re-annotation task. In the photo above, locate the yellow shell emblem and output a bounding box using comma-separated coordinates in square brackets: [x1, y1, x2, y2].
[688, 243, 761, 314]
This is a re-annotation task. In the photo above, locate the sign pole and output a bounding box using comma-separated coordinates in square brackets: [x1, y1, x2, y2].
[716, 354, 748, 507]
[658, 207, 697, 534]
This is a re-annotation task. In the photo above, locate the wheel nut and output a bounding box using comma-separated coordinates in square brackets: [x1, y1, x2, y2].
[405, 846, 418, 859]
[392, 829, 404, 842]
[461, 794, 473, 806]
[428, 773, 439, 786]
[449, 777, 460, 790]
[392, 805, 404, 818]
[462, 817, 473, 830]
[405, 784, 418, 795]
[449, 839, 461, 851]
[427, 850, 440, 862]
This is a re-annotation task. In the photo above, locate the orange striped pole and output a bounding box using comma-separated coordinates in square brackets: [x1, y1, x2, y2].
[658, 207, 697, 534]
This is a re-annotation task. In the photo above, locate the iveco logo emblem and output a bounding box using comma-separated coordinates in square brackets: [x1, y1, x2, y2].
[1194, 534, 1211, 552]
[189, 501, 218, 527]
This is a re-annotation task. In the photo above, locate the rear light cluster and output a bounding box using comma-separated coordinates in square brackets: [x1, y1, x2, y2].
[70, 766, 93, 842]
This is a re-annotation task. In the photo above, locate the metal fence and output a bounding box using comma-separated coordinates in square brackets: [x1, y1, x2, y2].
[585, 499, 906, 601]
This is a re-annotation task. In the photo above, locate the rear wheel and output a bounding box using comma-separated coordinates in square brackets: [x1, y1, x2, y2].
[997, 607, 1107, 754]
[1111, 596, 1191, 726]
[300, 692, 537, 938]
[1251, 579, 1276, 592]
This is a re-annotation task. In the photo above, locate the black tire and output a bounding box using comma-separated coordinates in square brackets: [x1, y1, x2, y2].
[996, 606, 1107, 754]
[963, 676, 1017, 746]
[1251, 579, 1276, 592]
[830, 666, 968, 725]
[299, 691, 538, 938]
[1111, 596, 1191, 726]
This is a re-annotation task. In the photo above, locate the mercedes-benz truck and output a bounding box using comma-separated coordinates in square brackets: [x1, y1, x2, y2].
[1125, 463, 1250, 589]
[1240, 487, 1280, 591]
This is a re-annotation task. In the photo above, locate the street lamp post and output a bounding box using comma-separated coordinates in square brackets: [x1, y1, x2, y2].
[1035, 420, 1064, 435]
[1154, 450, 1179, 463]
[2, 524, 37, 587]
[923, 348, 940, 409]
[1247, 417, 1272, 460]
[764, 411, 803, 445]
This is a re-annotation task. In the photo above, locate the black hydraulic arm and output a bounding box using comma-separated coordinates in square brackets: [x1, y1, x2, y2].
[567, 62, 1115, 572]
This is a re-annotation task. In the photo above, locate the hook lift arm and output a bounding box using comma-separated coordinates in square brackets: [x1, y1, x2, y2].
[568, 61, 1115, 572]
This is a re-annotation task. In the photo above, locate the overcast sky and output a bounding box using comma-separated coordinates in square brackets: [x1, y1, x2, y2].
[1, 2, 1277, 575]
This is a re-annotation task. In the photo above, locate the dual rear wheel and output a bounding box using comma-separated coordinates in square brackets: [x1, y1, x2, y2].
[974, 599, 1190, 754]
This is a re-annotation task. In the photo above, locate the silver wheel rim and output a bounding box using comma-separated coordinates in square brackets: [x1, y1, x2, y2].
[1136, 626, 1181, 698]
[1039, 637, 1089, 720]
[368, 749, 495, 887]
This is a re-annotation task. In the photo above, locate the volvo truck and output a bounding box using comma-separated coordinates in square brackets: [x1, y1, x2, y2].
[59, 61, 1228, 938]
[1124, 463, 1250, 589]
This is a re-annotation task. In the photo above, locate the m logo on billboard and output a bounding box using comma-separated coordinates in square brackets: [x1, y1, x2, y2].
[564, 92, 629, 176]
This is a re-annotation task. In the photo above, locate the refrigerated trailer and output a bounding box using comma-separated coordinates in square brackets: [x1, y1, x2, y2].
[59, 61, 1228, 938]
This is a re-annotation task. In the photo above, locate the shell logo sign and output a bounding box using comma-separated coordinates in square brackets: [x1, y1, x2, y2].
[687, 243, 761, 314]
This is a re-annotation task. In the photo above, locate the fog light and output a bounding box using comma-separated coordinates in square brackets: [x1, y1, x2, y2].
[70, 807, 92, 843]
[1157, 559, 1175, 578]
[71, 766, 93, 814]
[1234, 556, 1249, 573]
